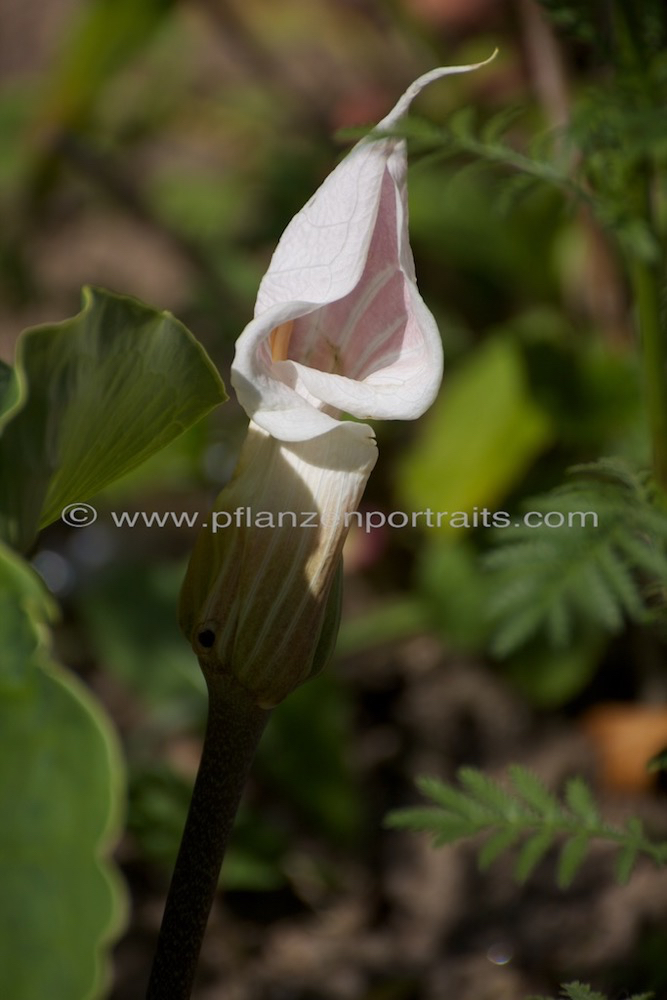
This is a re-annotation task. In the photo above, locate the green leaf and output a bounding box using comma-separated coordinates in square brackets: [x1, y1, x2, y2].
[615, 841, 640, 884]
[596, 545, 646, 620]
[0, 542, 126, 999]
[0, 543, 55, 691]
[509, 766, 561, 819]
[0, 359, 22, 432]
[577, 561, 624, 631]
[398, 336, 552, 524]
[478, 827, 521, 870]
[458, 766, 519, 819]
[559, 984, 607, 1000]
[557, 832, 590, 887]
[491, 602, 559, 658]
[514, 828, 554, 882]
[565, 777, 600, 826]
[416, 775, 494, 822]
[384, 807, 475, 843]
[387, 765, 667, 892]
[528, 984, 653, 1000]
[0, 286, 226, 550]
[485, 461, 667, 657]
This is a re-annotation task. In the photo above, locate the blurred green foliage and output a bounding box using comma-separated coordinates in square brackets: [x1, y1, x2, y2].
[398, 333, 553, 518]
[79, 561, 207, 717]
[0, 541, 126, 1000]
[0, 288, 225, 551]
[0, 289, 225, 999]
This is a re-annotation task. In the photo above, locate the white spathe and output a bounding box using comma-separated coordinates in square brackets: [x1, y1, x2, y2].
[232, 59, 494, 443]
[182, 60, 493, 705]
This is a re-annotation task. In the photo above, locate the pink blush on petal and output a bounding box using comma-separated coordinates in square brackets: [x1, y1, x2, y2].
[269, 168, 414, 385]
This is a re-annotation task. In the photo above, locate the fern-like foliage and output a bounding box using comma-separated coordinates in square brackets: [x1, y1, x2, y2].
[385, 765, 667, 888]
[483, 459, 667, 656]
[386, 101, 662, 262]
[377, 0, 667, 261]
[529, 982, 653, 1000]
[397, 108, 582, 209]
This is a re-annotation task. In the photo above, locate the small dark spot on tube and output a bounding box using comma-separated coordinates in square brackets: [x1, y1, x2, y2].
[198, 629, 216, 649]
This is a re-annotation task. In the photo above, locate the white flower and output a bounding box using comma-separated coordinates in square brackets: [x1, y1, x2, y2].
[232, 59, 494, 443]
[181, 60, 493, 705]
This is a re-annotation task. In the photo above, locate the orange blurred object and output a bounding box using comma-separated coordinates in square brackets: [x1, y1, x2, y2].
[581, 704, 667, 792]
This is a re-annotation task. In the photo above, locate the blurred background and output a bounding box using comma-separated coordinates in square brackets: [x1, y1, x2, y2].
[2, 0, 667, 997]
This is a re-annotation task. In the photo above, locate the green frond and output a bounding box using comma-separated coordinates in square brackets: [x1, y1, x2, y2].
[595, 546, 647, 620]
[567, 458, 647, 492]
[415, 775, 494, 823]
[458, 767, 519, 819]
[576, 561, 625, 631]
[485, 461, 667, 656]
[384, 807, 476, 844]
[614, 841, 640, 885]
[557, 833, 591, 888]
[509, 766, 561, 820]
[399, 18, 667, 251]
[515, 829, 555, 882]
[528, 983, 653, 1000]
[485, 538, 554, 573]
[615, 532, 667, 584]
[478, 827, 522, 870]
[385, 765, 667, 890]
[490, 602, 557, 657]
[564, 777, 601, 827]
[557, 984, 606, 1000]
